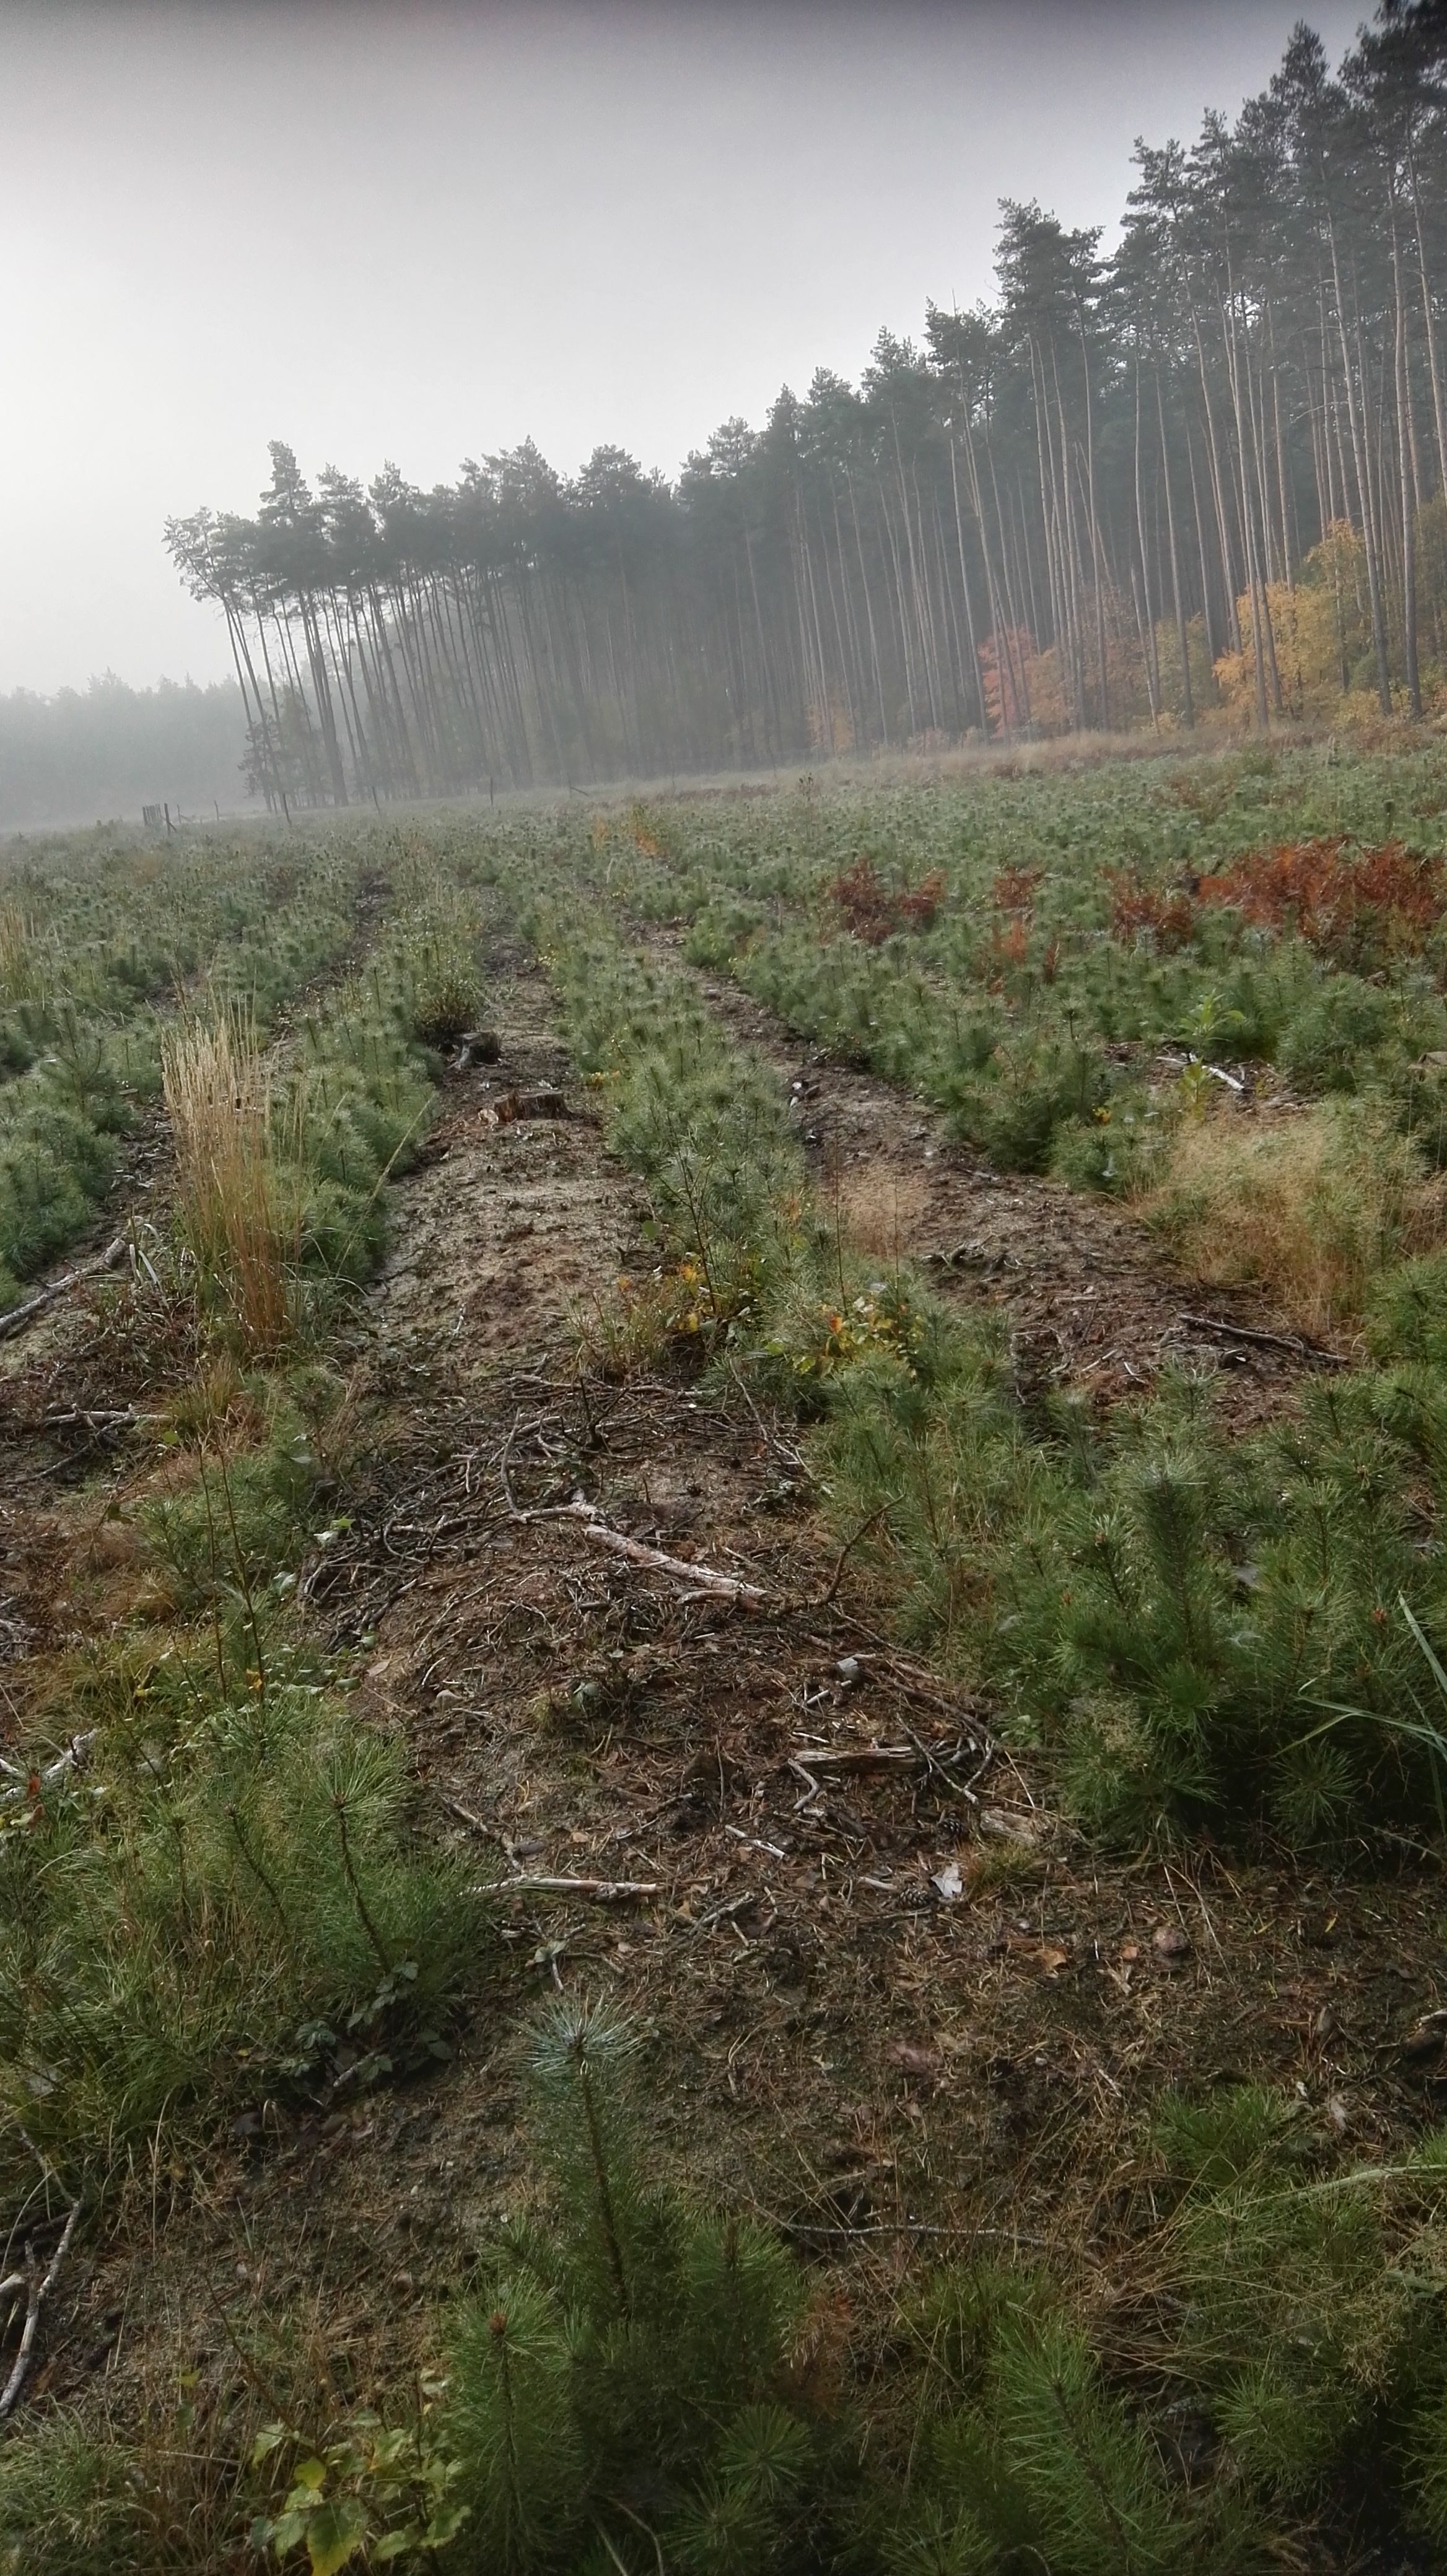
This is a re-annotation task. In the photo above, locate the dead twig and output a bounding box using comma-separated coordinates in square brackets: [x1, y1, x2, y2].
[784, 1507, 885, 1614]
[501, 1874, 660, 1902]
[790, 1742, 921, 1772]
[0, 2196, 81, 2421]
[0, 1237, 127, 1344]
[581, 1521, 767, 1601]
[724, 1357, 806, 1473]
[439, 1794, 501, 1841]
[1178, 1311, 1347, 1366]
[805, 1627, 990, 1724]
[784, 2217, 1051, 2247]
[511, 1494, 768, 1601]
[894, 1718, 981, 1804]
[4, 1406, 164, 1435]
[682, 1889, 758, 1935]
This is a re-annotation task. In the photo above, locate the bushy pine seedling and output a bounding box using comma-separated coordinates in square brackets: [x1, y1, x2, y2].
[284, 1038, 433, 1287]
[816, 1326, 1028, 1652]
[548, 923, 811, 1339]
[43, 1001, 159, 1128]
[735, 930, 945, 1090]
[938, 1027, 1111, 1173]
[682, 900, 767, 969]
[821, 1346, 1447, 1838]
[0, 1097, 116, 1287]
[391, 891, 486, 1048]
[0, 1671, 479, 2177]
[139, 1398, 318, 1610]
[1155, 2091, 1447, 2513]
[1276, 971, 1407, 1094]
[1010, 1370, 1447, 1836]
[1386, 1027, 1447, 1171]
[1364, 1248, 1447, 1364]
[609, 1049, 802, 1326]
[886, 2104, 1447, 2564]
[1049, 1087, 1171, 1196]
[887, 2264, 1249, 2576]
[444, 1999, 836, 2576]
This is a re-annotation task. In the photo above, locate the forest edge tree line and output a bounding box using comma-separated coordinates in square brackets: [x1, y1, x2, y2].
[165, 7, 1447, 810]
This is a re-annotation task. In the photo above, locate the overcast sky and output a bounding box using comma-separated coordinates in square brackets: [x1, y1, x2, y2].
[0, 0, 1368, 695]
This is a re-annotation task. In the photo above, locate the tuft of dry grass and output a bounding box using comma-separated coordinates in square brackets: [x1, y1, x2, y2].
[0, 905, 39, 1003]
[162, 1007, 299, 1354]
[1147, 1101, 1447, 1339]
[828, 1159, 929, 1260]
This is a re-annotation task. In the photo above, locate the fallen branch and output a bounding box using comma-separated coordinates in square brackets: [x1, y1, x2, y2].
[0, 1238, 127, 1344]
[1178, 1311, 1346, 1366]
[501, 1874, 659, 1902]
[0, 2196, 81, 2420]
[791, 1742, 920, 1770]
[513, 1495, 767, 1601]
[580, 1521, 766, 1601]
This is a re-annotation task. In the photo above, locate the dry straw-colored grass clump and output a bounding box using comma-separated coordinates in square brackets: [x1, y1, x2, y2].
[1148, 1100, 1447, 1341]
[829, 1158, 929, 1260]
[0, 907, 33, 1001]
[162, 1006, 299, 1352]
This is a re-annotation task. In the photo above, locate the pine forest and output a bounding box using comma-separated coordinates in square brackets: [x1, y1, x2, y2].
[171, 14, 1447, 805]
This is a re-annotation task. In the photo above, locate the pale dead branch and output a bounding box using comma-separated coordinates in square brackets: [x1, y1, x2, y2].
[0, 2196, 81, 2421]
[0, 1237, 126, 1344]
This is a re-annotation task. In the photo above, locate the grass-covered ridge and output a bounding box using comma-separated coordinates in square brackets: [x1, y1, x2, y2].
[0, 829, 362, 1300]
[0, 820, 495, 2349]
